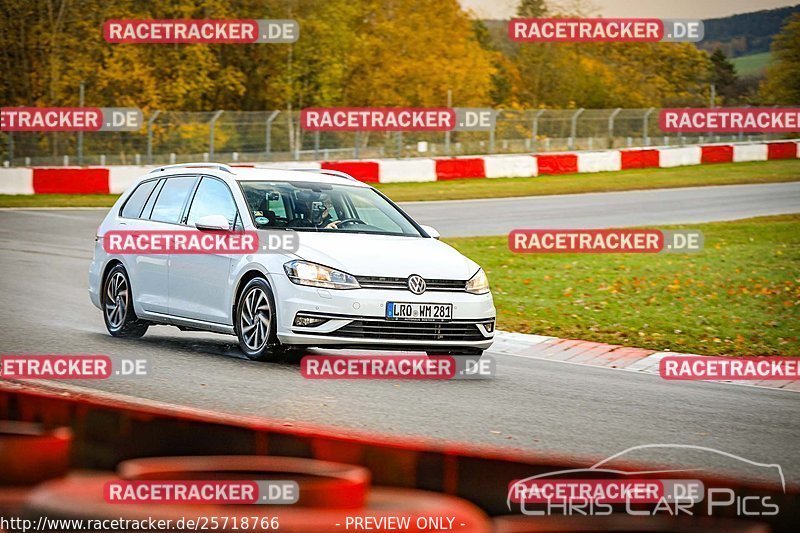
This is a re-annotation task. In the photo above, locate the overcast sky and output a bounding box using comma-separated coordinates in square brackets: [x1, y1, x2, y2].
[459, 0, 799, 19]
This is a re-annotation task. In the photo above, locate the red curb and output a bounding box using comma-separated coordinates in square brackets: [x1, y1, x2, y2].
[563, 344, 620, 364]
[582, 347, 655, 368]
[767, 141, 797, 160]
[521, 338, 570, 358]
[536, 153, 578, 175]
[620, 149, 659, 169]
[701, 145, 733, 164]
[434, 158, 486, 180]
[541, 342, 600, 361]
[500, 334, 798, 392]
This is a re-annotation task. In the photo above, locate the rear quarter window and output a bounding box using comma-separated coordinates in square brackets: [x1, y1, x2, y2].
[120, 179, 158, 219]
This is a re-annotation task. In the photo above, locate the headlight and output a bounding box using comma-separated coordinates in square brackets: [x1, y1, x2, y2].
[283, 260, 360, 290]
[466, 268, 490, 295]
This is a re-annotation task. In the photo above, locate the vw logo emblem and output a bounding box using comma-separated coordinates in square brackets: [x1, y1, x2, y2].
[407, 275, 426, 295]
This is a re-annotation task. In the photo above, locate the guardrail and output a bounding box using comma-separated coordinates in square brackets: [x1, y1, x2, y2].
[1, 139, 797, 195]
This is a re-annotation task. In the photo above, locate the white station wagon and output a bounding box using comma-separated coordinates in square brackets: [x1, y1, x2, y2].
[89, 163, 495, 361]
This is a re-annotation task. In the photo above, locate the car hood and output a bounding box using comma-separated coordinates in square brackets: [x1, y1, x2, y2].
[290, 232, 479, 280]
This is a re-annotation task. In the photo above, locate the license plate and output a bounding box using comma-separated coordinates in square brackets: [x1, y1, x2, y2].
[386, 302, 453, 321]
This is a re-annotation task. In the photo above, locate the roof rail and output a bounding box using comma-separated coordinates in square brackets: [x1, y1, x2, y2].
[148, 163, 234, 174]
[289, 167, 360, 182]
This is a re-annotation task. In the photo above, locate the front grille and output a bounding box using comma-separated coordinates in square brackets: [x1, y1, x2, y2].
[326, 320, 485, 341]
[356, 276, 467, 292]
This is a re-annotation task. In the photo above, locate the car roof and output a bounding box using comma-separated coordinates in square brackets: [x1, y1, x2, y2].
[146, 163, 370, 188]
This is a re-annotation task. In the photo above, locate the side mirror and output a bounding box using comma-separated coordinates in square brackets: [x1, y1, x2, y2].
[420, 224, 440, 240]
[195, 214, 231, 231]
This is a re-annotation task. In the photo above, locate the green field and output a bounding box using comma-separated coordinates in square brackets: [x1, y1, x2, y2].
[731, 51, 772, 78]
[445, 215, 800, 357]
[1, 159, 799, 207]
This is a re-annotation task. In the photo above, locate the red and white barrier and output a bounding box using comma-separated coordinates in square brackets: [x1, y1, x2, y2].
[577, 150, 621, 173]
[483, 154, 537, 178]
[1, 168, 35, 194]
[619, 148, 660, 169]
[1, 140, 798, 194]
[656, 146, 702, 168]
[379, 158, 437, 183]
[732, 144, 768, 162]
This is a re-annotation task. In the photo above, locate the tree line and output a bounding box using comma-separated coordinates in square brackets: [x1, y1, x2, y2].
[0, 0, 798, 113]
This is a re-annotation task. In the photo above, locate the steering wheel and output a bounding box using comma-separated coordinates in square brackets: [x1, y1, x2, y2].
[334, 218, 367, 227]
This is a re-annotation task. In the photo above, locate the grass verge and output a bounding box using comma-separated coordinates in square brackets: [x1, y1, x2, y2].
[0, 194, 121, 208]
[445, 215, 800, 357]
[1, 159, 799, 207]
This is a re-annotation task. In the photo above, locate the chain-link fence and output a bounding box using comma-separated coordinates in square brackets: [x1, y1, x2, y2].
[0, 108, 778, 167]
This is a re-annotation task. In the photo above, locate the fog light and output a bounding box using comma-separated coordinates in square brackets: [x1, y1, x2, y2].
[483, 320, 495, 333]
[293, 314, 328, 327]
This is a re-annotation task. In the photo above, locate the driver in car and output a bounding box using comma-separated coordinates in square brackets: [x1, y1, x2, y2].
[309, 195, 340, 229]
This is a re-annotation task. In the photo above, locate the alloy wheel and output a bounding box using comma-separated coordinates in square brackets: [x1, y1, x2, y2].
[105, 271, 129, 329]
[240, 287, 271, 352]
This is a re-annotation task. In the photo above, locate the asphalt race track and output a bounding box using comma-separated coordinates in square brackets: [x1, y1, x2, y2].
[402, 181, 800, 236]
[1, 182, 799, 486]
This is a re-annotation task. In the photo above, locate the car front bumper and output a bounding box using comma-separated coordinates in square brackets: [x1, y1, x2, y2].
[270, 273, 496, 350]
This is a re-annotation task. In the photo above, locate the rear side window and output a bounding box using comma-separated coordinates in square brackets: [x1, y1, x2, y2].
[149, 176, 197, 224]
[120, 180, 158, 219]
[141, 179, 165, 220]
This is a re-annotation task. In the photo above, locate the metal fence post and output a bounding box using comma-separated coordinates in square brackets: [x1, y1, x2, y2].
[78, 81, 85, 166]
[489, 120, 495, 154]
[531, 109, 546, 152]
[643, 107, 655, 146]
[607, 108, 621, 149]
[147, 110, 161, 164]
[569, 108, 584, 150]
[209, 110, 224, 159]
[265, 111, 279, 160]
[7, 132, 13, 166]
[445, 89, 452, 155]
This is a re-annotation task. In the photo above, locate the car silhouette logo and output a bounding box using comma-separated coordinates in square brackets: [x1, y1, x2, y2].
[407, 275, 426, 295]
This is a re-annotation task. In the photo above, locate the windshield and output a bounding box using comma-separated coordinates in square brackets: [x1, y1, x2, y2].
[239, 180, 422, 237]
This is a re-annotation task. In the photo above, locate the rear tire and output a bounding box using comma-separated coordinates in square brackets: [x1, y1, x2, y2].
[235, 278, 281, 362]
[102, 264, 149, 338]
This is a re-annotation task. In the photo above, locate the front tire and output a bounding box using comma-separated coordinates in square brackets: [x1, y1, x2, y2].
[102, 264, 149, 338]
[235, 278, 281, 362]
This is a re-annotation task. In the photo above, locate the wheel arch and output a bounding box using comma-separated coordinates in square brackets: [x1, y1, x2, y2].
[231, 267, 272, 322]
[101, 259, 124, 290]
